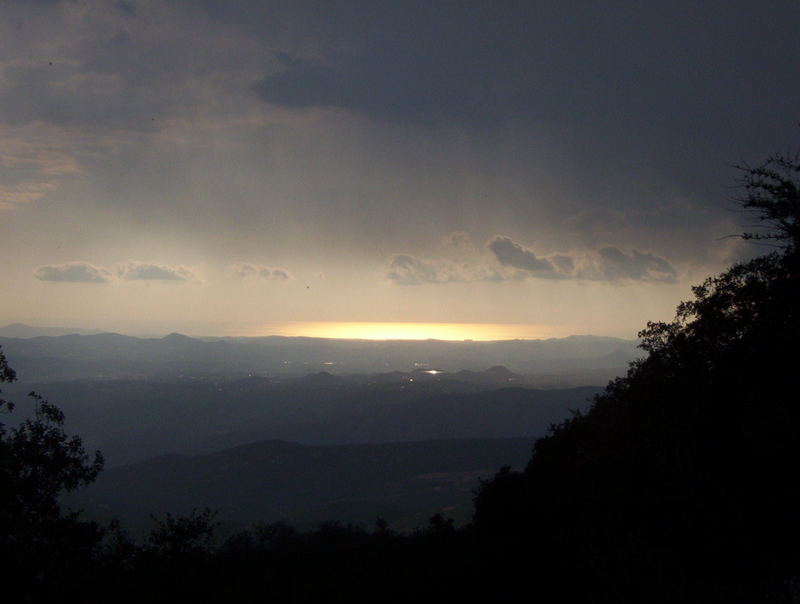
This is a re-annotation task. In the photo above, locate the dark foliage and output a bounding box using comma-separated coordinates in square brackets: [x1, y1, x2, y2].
[0, 349, 105, 601]
[739, 152, 800, 245]
[474, 152, 800, 602]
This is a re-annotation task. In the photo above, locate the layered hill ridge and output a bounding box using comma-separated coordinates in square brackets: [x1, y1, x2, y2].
[4, 370, 600, 465]
[0, 327, 638, 381]
[68, 436, 537, 531]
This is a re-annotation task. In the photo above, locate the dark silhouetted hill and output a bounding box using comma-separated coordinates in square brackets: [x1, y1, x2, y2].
[67, 437, 535, 532]
[472, 153, 800, 603]
[0, 323, 105, 338]
[5, 374, 598, 465]
[0, 331, 638, 381]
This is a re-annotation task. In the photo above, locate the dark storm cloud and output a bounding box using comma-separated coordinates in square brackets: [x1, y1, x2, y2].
[34, 262, 111, 283]
[442, 232, 474, 250]
[250, 3, 536, 125]
[488, 236, 676, 283]
[249, 1, 800, 134]
[0, 1, 259, 131]
[488, 237, 555, 274]
[0, 53, 172, 132]
[4, 0, 800, 278]
[244, 0, 800, 265]
[231, 262, 292, 280]
[253, 47, 482, 126]
[386, 253, 505, 285]
[0, 62, 147, 130]
[117, 262, 198, 282]
[7, 0, 800, 163]
[386, 255, 461, 285]
[390, 235, 677, 285]
[595, 247, 677, 283]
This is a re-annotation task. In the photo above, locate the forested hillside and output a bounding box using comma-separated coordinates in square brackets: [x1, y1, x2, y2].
[472, 152, 800, 602]
[68, 437, 536, 532]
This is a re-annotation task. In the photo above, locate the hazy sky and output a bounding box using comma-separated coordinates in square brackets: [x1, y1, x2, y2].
[1, 0, 798, 338]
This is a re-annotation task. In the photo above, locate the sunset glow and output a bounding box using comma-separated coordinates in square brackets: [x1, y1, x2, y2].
[0, 0, 794, 346]
[251, 321, 569, 341]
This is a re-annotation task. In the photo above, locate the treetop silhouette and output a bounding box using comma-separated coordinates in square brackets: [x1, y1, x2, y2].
[474, 150, 800, 603]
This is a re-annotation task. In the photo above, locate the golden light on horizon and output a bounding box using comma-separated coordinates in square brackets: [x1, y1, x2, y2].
[246, 321, 571, 341]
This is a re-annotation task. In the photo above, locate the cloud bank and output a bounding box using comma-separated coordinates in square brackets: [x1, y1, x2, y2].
[489, 237, 676, 283]
[388, 235, 677, 285]
[34, 262, 112, 283]
[386, 255, 466, 286]
[488, 237, 557, 275]
[231, 263, 292, 280]
[117, 262, 199, 282]
[594, 247, 677, 282]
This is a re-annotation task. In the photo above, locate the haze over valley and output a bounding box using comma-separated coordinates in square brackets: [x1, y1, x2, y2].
[0, 324, 618, 529]
[1, 325, 612, 527]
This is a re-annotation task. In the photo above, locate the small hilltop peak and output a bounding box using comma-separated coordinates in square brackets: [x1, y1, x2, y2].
[161, 332, 194, 342]
[482, 365, 516, 379]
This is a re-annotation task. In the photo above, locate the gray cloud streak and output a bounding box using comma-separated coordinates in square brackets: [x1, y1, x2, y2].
[34, 261, 111, 283]
[389, 236, 677, 285]
[231, 262, 292, 280]
[386, 255, 464, 286]
[595, 247, 677, 283]
[385, 253, 511, 286]
[117, 262, 199, 282]
[488, 237, 556, 274]
[488, 237, 677, 283]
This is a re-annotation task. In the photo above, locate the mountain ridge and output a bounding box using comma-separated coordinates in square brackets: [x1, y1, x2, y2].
[0, 329, 639, 381]
[68, 436, 539, 532]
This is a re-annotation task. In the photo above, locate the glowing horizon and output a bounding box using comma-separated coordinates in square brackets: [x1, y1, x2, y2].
[0, 2, 794, 352]
[242, 321, 575, 341]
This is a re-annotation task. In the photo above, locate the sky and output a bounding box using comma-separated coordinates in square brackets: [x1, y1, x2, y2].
[1, 0, 799, 339]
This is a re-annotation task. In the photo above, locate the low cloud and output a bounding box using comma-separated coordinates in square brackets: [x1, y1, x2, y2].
[387, 255, 458, 285]
[490, 237, 678, 283]
[231, 262, 292, 280]
[390, 235, 677, 285]
[387, 254, 489, 285]
[593, 246, 677, 282]
[488, 237, 557, 275]
[386, 254, 509, 285]
[488, 236, 676, 283]
[34, 262, 112, 283]
[442, 231, 474, 250]
[117, 262, 199, 282]
[550, 254, 575, 274]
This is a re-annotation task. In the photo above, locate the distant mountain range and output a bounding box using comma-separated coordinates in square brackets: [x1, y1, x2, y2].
[4, 369, 601, 465]
[0, 323, 106, 338]
[0, 324, 640, 381]
[0, 323, 617, 533]
[67, 436, 537, 533]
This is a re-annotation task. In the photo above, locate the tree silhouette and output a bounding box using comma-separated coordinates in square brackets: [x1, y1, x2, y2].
[146, 508, 218, 557]
[738, 152, 800, 246]
[0, 347, 105, 600]
[474, 151, 800, 602]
